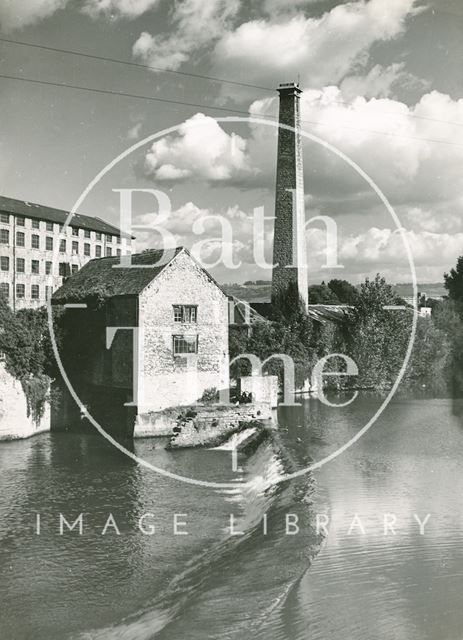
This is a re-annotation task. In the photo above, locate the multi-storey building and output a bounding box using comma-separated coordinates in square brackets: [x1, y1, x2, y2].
[0, 195, 134, 310]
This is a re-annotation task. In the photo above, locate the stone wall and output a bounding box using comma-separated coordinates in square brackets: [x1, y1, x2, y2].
[0, 364, 50, 440]
[134, 402, 272, 439]
[137, 250, 229, 411]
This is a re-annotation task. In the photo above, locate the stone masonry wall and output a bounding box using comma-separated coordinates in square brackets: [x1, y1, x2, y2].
[137, 250, 229, 411]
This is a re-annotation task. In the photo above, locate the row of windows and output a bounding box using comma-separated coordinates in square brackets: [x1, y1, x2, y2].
[0, 213, 121, 243]
[0, 282, 52, 300]
[0, 257, 80, 276]
[0, 229, 121, 256]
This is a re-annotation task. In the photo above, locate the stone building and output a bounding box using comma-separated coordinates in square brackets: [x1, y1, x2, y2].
[52, 247, 229, 425]
[0, 195, 133, 310]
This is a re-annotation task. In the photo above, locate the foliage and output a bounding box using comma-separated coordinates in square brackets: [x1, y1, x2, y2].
[200, 387, 219, 403]
[444, 255, 463, 302]
[308, 282, 339, 304]
[327, 279, 359, 305]
[21, 373, 50, 423]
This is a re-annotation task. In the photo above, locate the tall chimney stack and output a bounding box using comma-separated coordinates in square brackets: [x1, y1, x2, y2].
[271, 82, 308, 310]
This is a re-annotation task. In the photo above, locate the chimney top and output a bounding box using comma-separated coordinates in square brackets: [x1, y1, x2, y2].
[277, 82, 302, 95]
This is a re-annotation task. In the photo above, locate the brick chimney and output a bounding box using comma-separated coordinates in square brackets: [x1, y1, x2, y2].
[271, 82, 308, 310]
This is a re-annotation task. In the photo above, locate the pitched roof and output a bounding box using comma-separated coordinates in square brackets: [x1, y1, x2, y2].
[52, 247, 184, 303]
[0, 195, 130, 237]
[251, 302, 350, 324]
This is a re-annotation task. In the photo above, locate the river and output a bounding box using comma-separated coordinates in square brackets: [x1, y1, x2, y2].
[1, 395, 463, 639]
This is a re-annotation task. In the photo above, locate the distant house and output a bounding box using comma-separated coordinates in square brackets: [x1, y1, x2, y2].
[52, 247, 229, 418]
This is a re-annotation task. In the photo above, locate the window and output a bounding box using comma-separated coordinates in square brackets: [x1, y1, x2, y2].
[0, 283, 9, 298]
[173, 305, 197, 323]
[31, 284, 39, 300]
[46, 286, 53, 300]
[16, 216, 25, 226]
[84, 243, 90, 256]
[72, 227, 79, 236]
[72, 241, 78, 254]
[46, 222, 54, 232]
[16, 258, 25, 273]
[32, 219, 40, 229]
[16, 283, 25, 299]
[71, 264, 78, 274]
[84, 229, 91, 238]
[16, 231, 25, 246]
[96, 232, 101, 241]
[116, 249, 121, 256]
[31, 260, 39, 274]
[117, 236, 121, 244]
[59, 262, 69, 277]
[59, 239, 66, 252]
[0, 213, 9, 224]
[106, 247, 112, 257]
[46, 237, 53, 251]
[95, 245, 101, 257]
[173, 335, 198, 355]
[31, 234, 39, 249]
[0, 256, 9, 271]
[0, 229, 9, 244]
[106, 234, 112, 243]
[45, 261, 52, 275]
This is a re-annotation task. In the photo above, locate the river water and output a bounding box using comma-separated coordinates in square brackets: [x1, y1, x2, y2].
[1, 395, 463, 640]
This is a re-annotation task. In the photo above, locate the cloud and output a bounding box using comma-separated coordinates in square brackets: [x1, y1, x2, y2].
[213, 0, 420, 94]
[81, 0, 161, 19]
[339, 63, 426, 101]
[142, 113, 256, 182]
[0, 0, 68, 31]
[132, 0, 240, 71]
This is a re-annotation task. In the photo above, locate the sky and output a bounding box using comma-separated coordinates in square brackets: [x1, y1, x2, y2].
[1, 0, 463, 285]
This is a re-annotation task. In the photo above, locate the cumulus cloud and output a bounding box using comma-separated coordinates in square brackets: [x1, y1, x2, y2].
[82, 0, 161, 19]
[132, 0, 240, 70]
[339, 63, 426, 101]
[213, 0, 420, 94]
[0, 0, 68, 31]
[142, 113, 256, 182]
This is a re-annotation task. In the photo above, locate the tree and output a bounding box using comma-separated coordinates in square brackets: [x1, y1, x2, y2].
[308, 282, 339, 304]
[444, 256, 463, 302]
[327, 279, 359, 305]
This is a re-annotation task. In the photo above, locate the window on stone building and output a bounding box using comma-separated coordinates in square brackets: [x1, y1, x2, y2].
[16, 258, 25, 273]
[0, 229, 9, 244]
[72, 227, 79, 236]
[31, 260, 39, 274]
[31, 234, 39, 249]
[84, 243, 90, 256]
[60, 239, 66, 253]
[106, 234, 113, 243]
[95, 245, 101, 257]
[16, 231, 25, 246]
[173, 305, 197, 322]
[96, 232, 101, 241]
[116, 249, 121, 256]
[84, 229, 91, 238]
[32, 219, 40, 229]
[106, 247, 112, 257]
[0, 213, 9, 224]
[16, 283, 25, 299]
[46, 237, 53, 251]
[46, 261, 52, 275]
[46, 222, 54, 232]
[172, 335, 198, 355]
[0, 283, 9, 298]
[16, 216, 25, 226]
[117, 236, 121, 244]
[0, 256, 9, 271]
[72, 241, 78, 254]
[31, 284, 39, 299]
[71, 264, 78, 274]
